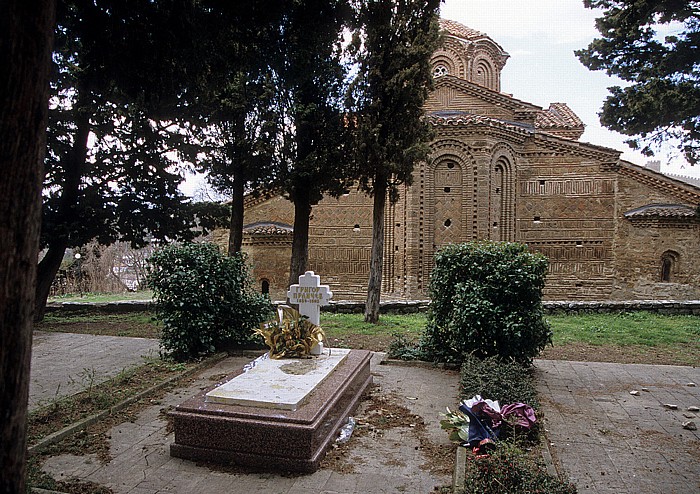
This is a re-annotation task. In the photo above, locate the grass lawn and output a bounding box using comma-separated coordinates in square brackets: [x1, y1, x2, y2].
[542, 311, 700, 365]
[321, 312, 426, 350]
[36, 306, 700, 365]
[548, 311, 700, 347]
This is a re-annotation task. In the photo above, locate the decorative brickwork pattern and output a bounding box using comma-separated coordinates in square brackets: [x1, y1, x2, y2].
[218, 18, 700, 302]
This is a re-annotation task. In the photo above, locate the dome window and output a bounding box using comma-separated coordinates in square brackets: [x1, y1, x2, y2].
[433, 64, 449, 77]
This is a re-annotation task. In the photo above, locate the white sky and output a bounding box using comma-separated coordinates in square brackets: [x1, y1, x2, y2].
[440, 0, 699, 178]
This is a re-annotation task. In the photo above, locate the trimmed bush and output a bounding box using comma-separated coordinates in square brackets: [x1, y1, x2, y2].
[459, 354, 539, 408]
[460, 443, 577, 494]
[422, 241, 551, 364]
[146, 242, 272, 361]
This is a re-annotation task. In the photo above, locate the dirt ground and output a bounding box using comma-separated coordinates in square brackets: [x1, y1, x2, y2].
[540, 341, 699, 366]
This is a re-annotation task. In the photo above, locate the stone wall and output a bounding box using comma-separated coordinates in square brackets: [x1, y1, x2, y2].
[306, 190, 374, 300]
[242, 236, 292, 300]
[516, 154, 618, 300]
[45, 299, 700, 316]
[611, 166, 700, 300]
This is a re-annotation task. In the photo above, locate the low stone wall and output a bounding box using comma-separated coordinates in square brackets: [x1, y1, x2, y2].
[44, 300, 152, 314]
[45, 298, 700, 315]
[323, 299, 700, 315]
[543, 300, 700, 315]
[322, 300, 431, 314]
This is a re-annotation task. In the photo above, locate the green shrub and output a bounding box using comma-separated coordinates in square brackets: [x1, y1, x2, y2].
[460, 443, 577, 494]
[387, 333, 428, 361]
[146, 242, 272, 361]
[422, 241, 551, 364]
[459, 354, 539, 409]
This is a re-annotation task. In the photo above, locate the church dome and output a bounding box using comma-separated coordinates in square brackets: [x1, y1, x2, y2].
[438, 19, 486, 41]
[432, 18, 509, 91]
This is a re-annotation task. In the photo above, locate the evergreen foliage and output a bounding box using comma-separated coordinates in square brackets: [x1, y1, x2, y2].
[272, 0, 354, 285]
[146, 242, 272, 361]
[576, 0, 700, 164]
[422, 242, 552, 365]
[459, 354, 539, 408]
[37, 0, 213, 318]
[460, 443, 577, 494]
[347, 0, 441, 322]
[189, 2, 285, 254]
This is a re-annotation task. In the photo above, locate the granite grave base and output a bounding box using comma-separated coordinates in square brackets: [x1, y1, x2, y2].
[169, 349, 372, 473]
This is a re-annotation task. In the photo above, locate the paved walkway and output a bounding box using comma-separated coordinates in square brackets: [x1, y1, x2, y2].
[536, 360, 700, 494]
[37, 348, 459, 494]
[29, 333, 700, 493]
[30, 331, 160, 411]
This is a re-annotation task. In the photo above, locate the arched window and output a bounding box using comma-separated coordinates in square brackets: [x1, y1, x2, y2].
[261, 279, 270, 294]
[474, 58, 495, 90]
[660, 251, 679, 282]
[492, 156, 514, 241]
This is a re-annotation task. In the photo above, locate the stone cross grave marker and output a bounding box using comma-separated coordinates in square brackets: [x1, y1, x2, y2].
[287, 271, 333, 326]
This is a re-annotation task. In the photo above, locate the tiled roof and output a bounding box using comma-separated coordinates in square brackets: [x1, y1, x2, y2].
[624, 203, 698, 219]
[535, 103, 584, 130]
[242, 222, 293, 235]
[439, 19, 485, 40]
[427, 111, 533, 135]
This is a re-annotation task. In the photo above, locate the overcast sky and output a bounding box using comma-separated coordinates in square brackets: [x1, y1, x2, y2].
[440, 0, 699, 178]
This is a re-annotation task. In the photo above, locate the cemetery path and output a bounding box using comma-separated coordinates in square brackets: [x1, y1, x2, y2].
[29, 330, 160, 411]
[535, 360, 700, 494]
[39, 351, 460, 493]
[30, 333, 700, 493]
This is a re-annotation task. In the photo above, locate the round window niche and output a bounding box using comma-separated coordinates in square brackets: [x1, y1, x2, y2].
[433, 64, 449, 77]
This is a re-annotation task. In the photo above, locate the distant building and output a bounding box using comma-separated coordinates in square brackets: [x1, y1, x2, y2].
[220, 19, 700, 301]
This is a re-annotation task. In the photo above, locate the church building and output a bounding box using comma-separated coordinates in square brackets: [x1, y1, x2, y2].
[229, 19, 700, 302]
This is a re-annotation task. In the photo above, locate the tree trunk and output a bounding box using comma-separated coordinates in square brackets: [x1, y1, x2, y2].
[228, 166, 245, 255]
[0, 1, 55, 491]
[34, 238, 69, 320]
[227, 115, 246, 255]
[365, 176, 387, 323]
[288, 189, 312, 289]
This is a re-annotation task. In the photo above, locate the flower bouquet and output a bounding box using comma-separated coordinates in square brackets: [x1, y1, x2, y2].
[254, 305, 325, 359]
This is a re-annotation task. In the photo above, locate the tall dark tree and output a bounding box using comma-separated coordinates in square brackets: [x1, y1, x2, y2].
[274, 0, 354, 287]
[200, 78, 279, 255]
[348, 0, 440, 323]
[0, 1, 55, 490]
[37, 0, 206, 319]
[193, 2, 283, 255]
[577, 0, 700, 164]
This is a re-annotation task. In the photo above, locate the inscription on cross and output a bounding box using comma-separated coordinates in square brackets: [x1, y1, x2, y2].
[287, 271, 333, 326]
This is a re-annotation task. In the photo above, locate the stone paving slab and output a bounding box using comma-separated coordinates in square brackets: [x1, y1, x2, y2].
[30, 331, 160, 411]
[41, 353, 460, 493]
[536, 359, 700, 494]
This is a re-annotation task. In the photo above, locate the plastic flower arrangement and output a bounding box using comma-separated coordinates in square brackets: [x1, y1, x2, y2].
[440, 407, 471, 443]
[254, 305, 325, 359]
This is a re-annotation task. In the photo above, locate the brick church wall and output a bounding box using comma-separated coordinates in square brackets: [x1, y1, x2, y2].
[516, 154, 617, 300]
[612, 170, 700, 300]
[307, 190, 374, 300]
[221, 19, 700, 302]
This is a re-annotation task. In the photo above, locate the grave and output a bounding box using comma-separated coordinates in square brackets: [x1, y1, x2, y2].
[169, 271, 372, 472]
